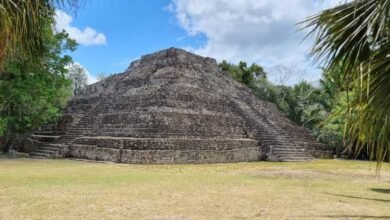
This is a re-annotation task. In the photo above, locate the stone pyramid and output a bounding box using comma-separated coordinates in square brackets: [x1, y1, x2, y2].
[26, 48, 330, 163]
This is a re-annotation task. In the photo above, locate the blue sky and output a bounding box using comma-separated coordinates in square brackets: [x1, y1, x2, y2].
[55, 0, 342, 85]
[56, 0, 202, 82]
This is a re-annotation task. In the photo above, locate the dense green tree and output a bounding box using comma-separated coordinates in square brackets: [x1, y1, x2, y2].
[220, 60, 243, 82]
[303, 0, 390, 165]
[239, 62, 253, 86]
[0, 17, 76, 151]
[318, 91, 350, 156]
[219, 60, 266, 87]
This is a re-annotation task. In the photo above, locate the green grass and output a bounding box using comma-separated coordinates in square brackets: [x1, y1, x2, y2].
[0, 159, 389, 219]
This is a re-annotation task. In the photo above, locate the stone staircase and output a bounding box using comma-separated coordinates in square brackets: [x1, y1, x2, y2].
[29, 103, 97, 159]
[28, 132, 67, 159]
[231, 98, 314, 161]
[58, 113, 94, 144]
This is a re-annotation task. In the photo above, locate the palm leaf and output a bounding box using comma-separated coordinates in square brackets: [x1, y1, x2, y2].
[302, 0, 390, 170]
[0, 0, 79, 69]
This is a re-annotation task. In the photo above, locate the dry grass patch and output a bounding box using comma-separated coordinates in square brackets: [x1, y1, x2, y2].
[0, 159, 389, 219]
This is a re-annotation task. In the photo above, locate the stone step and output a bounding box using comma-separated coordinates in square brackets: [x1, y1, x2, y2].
[31, 134, 61, 138]
[30, 156, 49, 159]
[30, 134, 61, 142]
[259, 135, 306, 140]
[274, 153, 311, 158]
[67, 130, 90, 133]
[30, 152, 53, 158]
[59, 138, 77, 142]
[270, 146, 308, 150]
[95, 135, 249, 140]
[68, 127, 90, 129]
[66, 133, 88, 136]
[60, 139, 78, 142]
[277, 154, 313, 160]
[60, 136, 78, 138]
[60, 141, 74, 144]
[268, 143, 306, 147]
[255, 132, 309, 137]
[259, 134, 315, 141]
[59, 138, 77, 141]
[61, 134, 81, 138]
[59, 138, 78, 142]
[33, 148, 58, 154]
[67, 128, 89, 131]
[61, 137, 77, 139]
[279, 157, 314, 162]
[263, 143, 311, 148]
[272, 147, 309, 152]
[272, 148, 306, 152]
[36, 146, 60, 151]
[34, 131, 55, 135]
[268, 146, 308, 150]
[261, 139, 313, 144]
[41, 143, 66, 148]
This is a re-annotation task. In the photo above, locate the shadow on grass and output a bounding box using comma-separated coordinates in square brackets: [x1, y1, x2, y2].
[325, 193, 390, 203]
[371, 188, 390, 194]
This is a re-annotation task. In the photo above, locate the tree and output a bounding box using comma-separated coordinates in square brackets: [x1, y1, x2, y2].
[67, 63, 88, 95]
[239, 61, 253, 86]
[219, 60, 265, 87]
[220, 60, 243, 82]
[249, 63, 267, 79]
[303, 0, 390, 165]
[0, 0, 78, 69]
[0, 16, 76, 151]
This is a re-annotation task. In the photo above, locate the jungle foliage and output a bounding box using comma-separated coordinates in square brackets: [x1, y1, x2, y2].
[303, 0, 390, 165]
[0, 16, 76, 150]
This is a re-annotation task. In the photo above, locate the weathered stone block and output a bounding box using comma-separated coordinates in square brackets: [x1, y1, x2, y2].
[27, 48, 329, 163]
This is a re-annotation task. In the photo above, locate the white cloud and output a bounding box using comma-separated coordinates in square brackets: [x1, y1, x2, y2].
[55, 10, 106, 46]
[169, 0, 345, 84]
[86, 70, 98, 85]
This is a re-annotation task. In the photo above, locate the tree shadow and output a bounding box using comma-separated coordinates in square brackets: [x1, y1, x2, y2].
[325, 193, 390, 203]
[371, 188, 390, 194]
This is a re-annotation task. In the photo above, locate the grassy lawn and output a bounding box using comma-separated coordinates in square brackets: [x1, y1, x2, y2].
[0, 158, 389, 219]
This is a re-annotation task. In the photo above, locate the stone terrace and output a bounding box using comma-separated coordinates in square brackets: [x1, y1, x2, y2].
[25, 48, 332, 163]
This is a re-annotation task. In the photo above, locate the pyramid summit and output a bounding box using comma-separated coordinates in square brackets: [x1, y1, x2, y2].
[26, 48, 331, 163]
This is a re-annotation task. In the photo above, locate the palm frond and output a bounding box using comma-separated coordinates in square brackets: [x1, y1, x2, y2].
[0, 0, 79, 69]
[303, 0, 390, 169]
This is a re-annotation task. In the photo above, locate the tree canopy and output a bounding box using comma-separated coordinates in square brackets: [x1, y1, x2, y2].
[303, 0, 390, 165]
[0, 16, 76, 150]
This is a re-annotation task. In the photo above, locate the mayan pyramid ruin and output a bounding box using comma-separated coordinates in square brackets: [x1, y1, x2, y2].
[25, 48, 331, 163]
